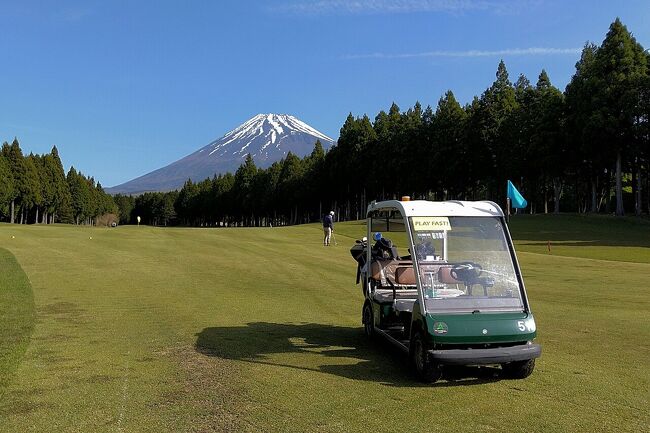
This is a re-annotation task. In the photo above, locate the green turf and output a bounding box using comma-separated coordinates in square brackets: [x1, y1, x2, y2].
[508, 213, 650, 263]
[0, 248, 36, 397]
[0, 215, 648, 432]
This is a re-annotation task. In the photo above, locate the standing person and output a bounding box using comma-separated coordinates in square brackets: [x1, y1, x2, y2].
[323, 211, 334, 246]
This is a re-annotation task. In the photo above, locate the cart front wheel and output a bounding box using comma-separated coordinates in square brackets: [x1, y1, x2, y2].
[410, 331, 442, 383]
[501, 359, 535, 379]
[362, 303, 374, 338]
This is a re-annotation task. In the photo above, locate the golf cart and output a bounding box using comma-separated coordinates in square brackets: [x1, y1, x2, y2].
[350, 199, 541, 383]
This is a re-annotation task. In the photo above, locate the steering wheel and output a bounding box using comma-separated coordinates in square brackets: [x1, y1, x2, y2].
[450, 262, 483, 283]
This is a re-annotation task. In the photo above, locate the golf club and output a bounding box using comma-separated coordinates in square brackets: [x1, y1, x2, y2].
[331, 231, 338, 246]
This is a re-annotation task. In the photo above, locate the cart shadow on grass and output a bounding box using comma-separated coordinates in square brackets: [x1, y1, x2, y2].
[195, 322, 502, 388]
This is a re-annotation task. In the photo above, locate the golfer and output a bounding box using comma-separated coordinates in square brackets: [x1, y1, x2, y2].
[323, 211, 334, 246]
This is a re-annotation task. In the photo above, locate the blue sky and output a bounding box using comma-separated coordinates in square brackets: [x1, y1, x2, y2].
[1, 0, 649, 187]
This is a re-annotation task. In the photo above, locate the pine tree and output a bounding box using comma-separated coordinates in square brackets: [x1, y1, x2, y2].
[24, 154, 43, 223]
[592, 18, 648, 215]
[565, 43, 602, 212]
[233, 154, 259, 225]
[67, 167, 91, 225]
[478, 61, 519, 200]
[0, 153, 15, 219]
[47, 146, 71, 223]
[277, 152, 303, 224]
[113, 194, 135, 224]
[433, 91, 467, 198]
[531, 70, 565, 213]
[175, 179, 199, 225]
[2, 139, 27, 223]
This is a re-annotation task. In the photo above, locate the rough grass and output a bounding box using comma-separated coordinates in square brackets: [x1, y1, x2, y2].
[0, 215, 648, 432]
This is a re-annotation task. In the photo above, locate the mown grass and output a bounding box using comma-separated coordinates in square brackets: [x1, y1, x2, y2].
[509, 213, 650, 263]
[0, 215, 648, 432]
[0, 248, 36, 397]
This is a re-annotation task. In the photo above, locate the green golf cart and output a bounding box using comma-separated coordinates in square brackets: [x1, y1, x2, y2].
[350, 199, 541, 383]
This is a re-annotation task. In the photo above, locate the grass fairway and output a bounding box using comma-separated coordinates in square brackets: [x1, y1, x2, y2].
[0, 215, 648, 432]
[0, 248, 35, 398]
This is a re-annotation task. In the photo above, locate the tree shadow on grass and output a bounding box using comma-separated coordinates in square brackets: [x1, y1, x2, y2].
[518, 240, 650, 248]
[195, 322, 502, 388]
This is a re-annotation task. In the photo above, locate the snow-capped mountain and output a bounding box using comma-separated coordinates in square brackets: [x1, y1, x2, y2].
[107, 114, 335, 194]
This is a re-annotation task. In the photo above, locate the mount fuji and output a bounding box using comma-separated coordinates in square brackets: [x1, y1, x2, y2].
[107, 114, 335, 194]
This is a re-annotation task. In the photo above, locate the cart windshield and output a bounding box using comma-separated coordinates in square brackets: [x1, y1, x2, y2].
[409, 216, 524, 312]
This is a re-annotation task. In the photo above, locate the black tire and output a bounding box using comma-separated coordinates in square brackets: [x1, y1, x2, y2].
[410, 331, 442, 383]
[501, 359, 535, 379]
[362, 303, 374, 339]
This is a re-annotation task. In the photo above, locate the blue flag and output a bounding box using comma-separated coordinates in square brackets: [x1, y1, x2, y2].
[507, 180, 527, 209]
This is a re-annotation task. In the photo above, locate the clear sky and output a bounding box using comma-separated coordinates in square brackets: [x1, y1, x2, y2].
[1, 0, 649, 187]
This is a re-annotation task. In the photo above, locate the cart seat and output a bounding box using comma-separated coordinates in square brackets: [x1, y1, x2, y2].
[438, 266, 462, 284]
[370, 259, 416, 287]
[395, 267, 415, 285]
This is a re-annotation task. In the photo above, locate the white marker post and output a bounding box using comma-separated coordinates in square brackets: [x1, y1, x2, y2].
[137, 216, 141, 226]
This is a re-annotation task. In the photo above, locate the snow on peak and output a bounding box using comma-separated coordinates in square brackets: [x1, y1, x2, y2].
[206, 113, 334, 159]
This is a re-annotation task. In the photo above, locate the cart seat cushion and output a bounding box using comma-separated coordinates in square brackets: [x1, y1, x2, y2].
[370, 259, 415, 286]
[438, 266, 461, 284]
[395, 266, 416, 285]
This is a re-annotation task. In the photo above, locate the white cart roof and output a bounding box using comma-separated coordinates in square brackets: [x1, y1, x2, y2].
[367, 200, 504, 218]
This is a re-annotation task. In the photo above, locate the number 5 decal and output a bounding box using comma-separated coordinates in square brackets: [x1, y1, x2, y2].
[517, 321, 526, 332]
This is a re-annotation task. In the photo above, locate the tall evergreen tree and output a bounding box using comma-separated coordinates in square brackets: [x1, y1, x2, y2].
[2, 139, 27, 223]
[175, 179, 199, 225]
[0, 153, 14, 218]
[277, 152, 304, 224]
[67, 167, 91, 225]
[113, 194, 135, 224]
[565, 43, 602, 212]
[233, 154, 258, 225]
[592, 18, 648, 215]
[433, 91, 467, 198]
[478, 60, 519, 200]
[531, 70, 565, 213]
[24, 154, 43, 223]
[48, 146, 71, 223]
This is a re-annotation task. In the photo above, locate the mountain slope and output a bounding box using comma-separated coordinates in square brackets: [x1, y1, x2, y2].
[107, 114, 334, 194]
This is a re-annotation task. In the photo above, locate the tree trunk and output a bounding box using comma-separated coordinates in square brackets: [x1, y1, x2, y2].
[590, 177, 598, 213]
[553, 179, 562, 214]
[647, 163, 650, 214]
[615, 150, 624, 216]
[635, 158, 642, 216]
[35, 207, 39, 224]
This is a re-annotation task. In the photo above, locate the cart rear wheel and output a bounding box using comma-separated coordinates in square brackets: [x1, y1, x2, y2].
[362, 303, 374, 338]
[410, 331, 442, 383]
[501, 359, 535, 379]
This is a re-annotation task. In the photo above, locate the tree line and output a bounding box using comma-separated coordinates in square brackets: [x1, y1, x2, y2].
[2, 19, 647, 227]
[0, 139, 117, 225]
[114, 19, 649, 227]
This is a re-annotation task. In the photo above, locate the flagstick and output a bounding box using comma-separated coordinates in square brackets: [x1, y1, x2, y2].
[506, 197, 511, 223]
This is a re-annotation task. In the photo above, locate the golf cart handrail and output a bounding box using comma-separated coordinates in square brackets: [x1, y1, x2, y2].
[367, 200, 503, 218]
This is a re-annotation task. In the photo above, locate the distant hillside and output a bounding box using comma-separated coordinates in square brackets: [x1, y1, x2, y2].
[107, 113, 335, 194]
